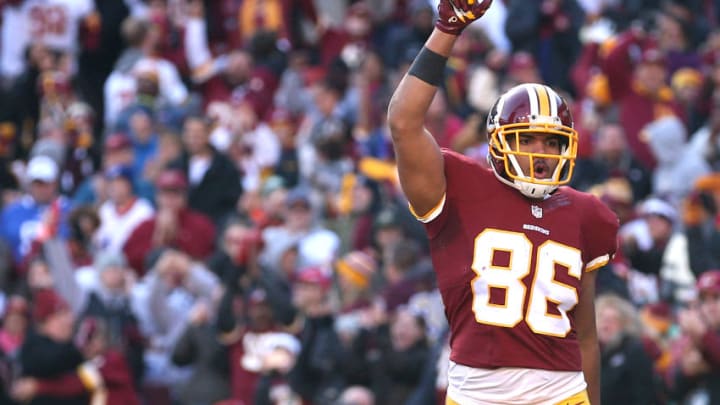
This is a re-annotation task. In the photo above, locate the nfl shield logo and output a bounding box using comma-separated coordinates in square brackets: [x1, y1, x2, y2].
[531, 205, 543, 219]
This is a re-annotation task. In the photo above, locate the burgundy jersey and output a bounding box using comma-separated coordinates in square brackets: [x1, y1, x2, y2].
[419, 149, 618, 371]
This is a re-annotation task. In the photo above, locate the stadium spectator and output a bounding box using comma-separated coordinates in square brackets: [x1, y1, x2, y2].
[13, 317, 140, 405]
[599, 31, 684, 170]
[104, 16, 189, 130]
[171, 298, 230, 405]
[596, 294, 658, 405]
[643, 115, 710, 205]
[72, 132, 155, 205]
[0, 155, 71, 270]
[620, 197, 696, 305]
[259, 187, 340, 271]
[95, 165, 155, 253]
[123, 169, 215, 275]
[670, 270, 720, 403]
[372, 307, 430, 403]
[571, 121, 653, 203]
[16, 289, 84, 405]
[287, 266, 344, 403]
[684, 174, 720, 276]
[505, 0, 584, 93]
[169, 114, 242, 223]
[135, 248, 221, 400]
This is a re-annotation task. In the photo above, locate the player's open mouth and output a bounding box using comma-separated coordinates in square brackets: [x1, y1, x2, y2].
[534, 162, 549, 179]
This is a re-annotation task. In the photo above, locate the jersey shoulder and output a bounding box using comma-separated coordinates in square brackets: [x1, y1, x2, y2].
[441, 148, 495, 192]
[560, 186, 620, 269]
[413, 149, 495, 231]
[561, 187, 618, 227]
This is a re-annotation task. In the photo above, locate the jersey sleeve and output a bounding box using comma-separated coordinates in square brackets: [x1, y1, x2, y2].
[581, 194, 620, 272]
[409, 148, 490, 238]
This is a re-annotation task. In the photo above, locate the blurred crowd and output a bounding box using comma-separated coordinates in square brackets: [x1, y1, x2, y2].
[0, 0, 718, 404]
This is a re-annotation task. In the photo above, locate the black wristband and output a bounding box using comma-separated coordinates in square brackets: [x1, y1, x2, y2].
[408, 46, 447, 87]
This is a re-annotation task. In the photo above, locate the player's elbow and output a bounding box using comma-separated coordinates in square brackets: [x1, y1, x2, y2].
[387, 99, 422, 142]
[386, 97, 406, 132]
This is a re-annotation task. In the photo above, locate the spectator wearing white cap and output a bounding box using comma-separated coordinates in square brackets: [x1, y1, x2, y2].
[0, 156, 72, 267]
[619, 197, 695, 305]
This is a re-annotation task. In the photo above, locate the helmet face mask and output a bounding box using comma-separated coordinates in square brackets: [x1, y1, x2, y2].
[486, 84, 578, 199]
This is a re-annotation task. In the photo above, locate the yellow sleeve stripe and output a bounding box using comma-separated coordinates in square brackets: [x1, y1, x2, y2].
[408, 194, 446, 224]
[446, 396, 462, 405]
[77, 362, 103, 391]
[585, 254, 610, 272]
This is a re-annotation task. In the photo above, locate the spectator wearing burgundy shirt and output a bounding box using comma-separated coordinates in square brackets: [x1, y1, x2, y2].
[15, 289, 85, 405]
[183, 4, 280, 112]
[123, 169, 215, 275]
[600, 31, 685, 170]
[13, 317, 140, 405]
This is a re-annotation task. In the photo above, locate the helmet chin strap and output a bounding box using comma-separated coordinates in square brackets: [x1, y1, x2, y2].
[514, 181, 556, 199]
[488, 163, 558, 199]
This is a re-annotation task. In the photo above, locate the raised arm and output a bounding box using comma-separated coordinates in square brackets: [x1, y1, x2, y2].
[387, 32, 452, 216]
[387, 0, 492, 216]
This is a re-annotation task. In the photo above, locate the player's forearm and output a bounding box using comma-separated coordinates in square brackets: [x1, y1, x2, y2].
[580, 339, 601, 404]
[387, 29, 456, 139]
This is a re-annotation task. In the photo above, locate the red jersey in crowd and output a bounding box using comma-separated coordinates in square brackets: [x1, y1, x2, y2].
[123, 208, 216, 275]
[34, 350, 140, 405]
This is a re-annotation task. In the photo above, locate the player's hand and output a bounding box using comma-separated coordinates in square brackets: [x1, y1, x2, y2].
[436, 0, 493, 36]
[153, 209, 178, 246]
[681, 347, 711, 376]
[188, 301, 210, 325]
[678, 307, 708, 340]
[262, 348, 296, 374]
[36, 199, 61, 243]
[11, 378, 38, 401]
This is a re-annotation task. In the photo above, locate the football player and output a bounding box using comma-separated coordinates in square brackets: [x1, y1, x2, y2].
[386, 0, 619, 404]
